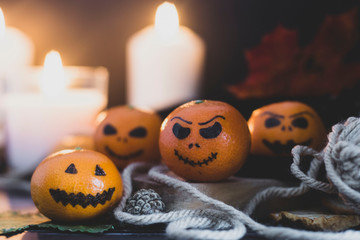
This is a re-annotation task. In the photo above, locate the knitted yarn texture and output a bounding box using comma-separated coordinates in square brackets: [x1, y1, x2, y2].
[292, 116, 360, 214]
[114, 117, 360, 240]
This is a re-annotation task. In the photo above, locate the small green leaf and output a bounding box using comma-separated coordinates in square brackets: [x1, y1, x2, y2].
[38, 222, 115, 233]
[0, 211, 120, 236]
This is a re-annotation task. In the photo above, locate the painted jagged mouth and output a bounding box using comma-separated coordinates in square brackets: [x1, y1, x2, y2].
[174, 149, 218, 167]
[105, 146, 144, 161]
[262, 138, 312, 155]
[49, 187, 115, 208]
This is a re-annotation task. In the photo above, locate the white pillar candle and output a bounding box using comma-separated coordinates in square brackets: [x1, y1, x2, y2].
[126, 2, 205, 111]
[0, 8, 34, 72]
[3, 51, 108, 174]
[0, 8, 35, 147]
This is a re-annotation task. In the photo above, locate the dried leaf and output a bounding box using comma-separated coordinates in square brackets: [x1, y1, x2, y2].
[228, 8, 360, 99]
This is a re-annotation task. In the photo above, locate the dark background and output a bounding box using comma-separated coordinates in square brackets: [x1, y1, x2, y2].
[0, 0, 359, 127]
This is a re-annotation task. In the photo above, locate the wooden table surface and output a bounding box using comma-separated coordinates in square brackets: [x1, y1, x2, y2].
[0, 177, 272, 240]
[0, 151, 328, 240]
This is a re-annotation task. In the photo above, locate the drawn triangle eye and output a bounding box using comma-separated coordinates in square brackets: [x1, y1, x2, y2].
[65, 163, 77, 174]
[95, 165, 106, 176]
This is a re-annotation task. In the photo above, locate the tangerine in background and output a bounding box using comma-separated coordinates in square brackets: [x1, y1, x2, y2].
[248, 101, 327, 157]
[30, 149, 123, 222]
[94, 106, 162, 169]
[159, 100, 251, 182]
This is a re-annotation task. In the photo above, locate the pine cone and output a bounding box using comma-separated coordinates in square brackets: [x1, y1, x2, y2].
[124, 189, 165, 215]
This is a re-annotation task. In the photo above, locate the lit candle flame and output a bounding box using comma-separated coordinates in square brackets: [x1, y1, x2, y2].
[0, 8, 6, 41]
[155, 2, 179, 39]
[40, 50, 66, 96]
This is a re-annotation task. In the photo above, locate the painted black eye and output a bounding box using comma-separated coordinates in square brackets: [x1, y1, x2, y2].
[104, 124, 117, 135]
[292, 117, 308, 129]
[129, 126, 147, 138]
[199, 122, 222, 139]
[172, 123, 190, 139]
[265, 117, 281, 128]
[95, 165, 106, 176]
[65, 163, 77, 174]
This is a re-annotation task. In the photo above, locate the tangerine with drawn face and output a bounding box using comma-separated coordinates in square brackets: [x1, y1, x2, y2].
[94, 106, 162, 169]
[30, 149, 123, 222]
[248, 101, 327, 156]
[159, 100, 251, 182]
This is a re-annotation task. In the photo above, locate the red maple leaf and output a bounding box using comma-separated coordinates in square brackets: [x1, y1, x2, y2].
[227, 8, 360, 99]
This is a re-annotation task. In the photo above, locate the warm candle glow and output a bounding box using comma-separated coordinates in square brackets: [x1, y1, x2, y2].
[155, 2, 179, 39]
[0, 8, 5, 41]
[40, 50, 66, 96]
